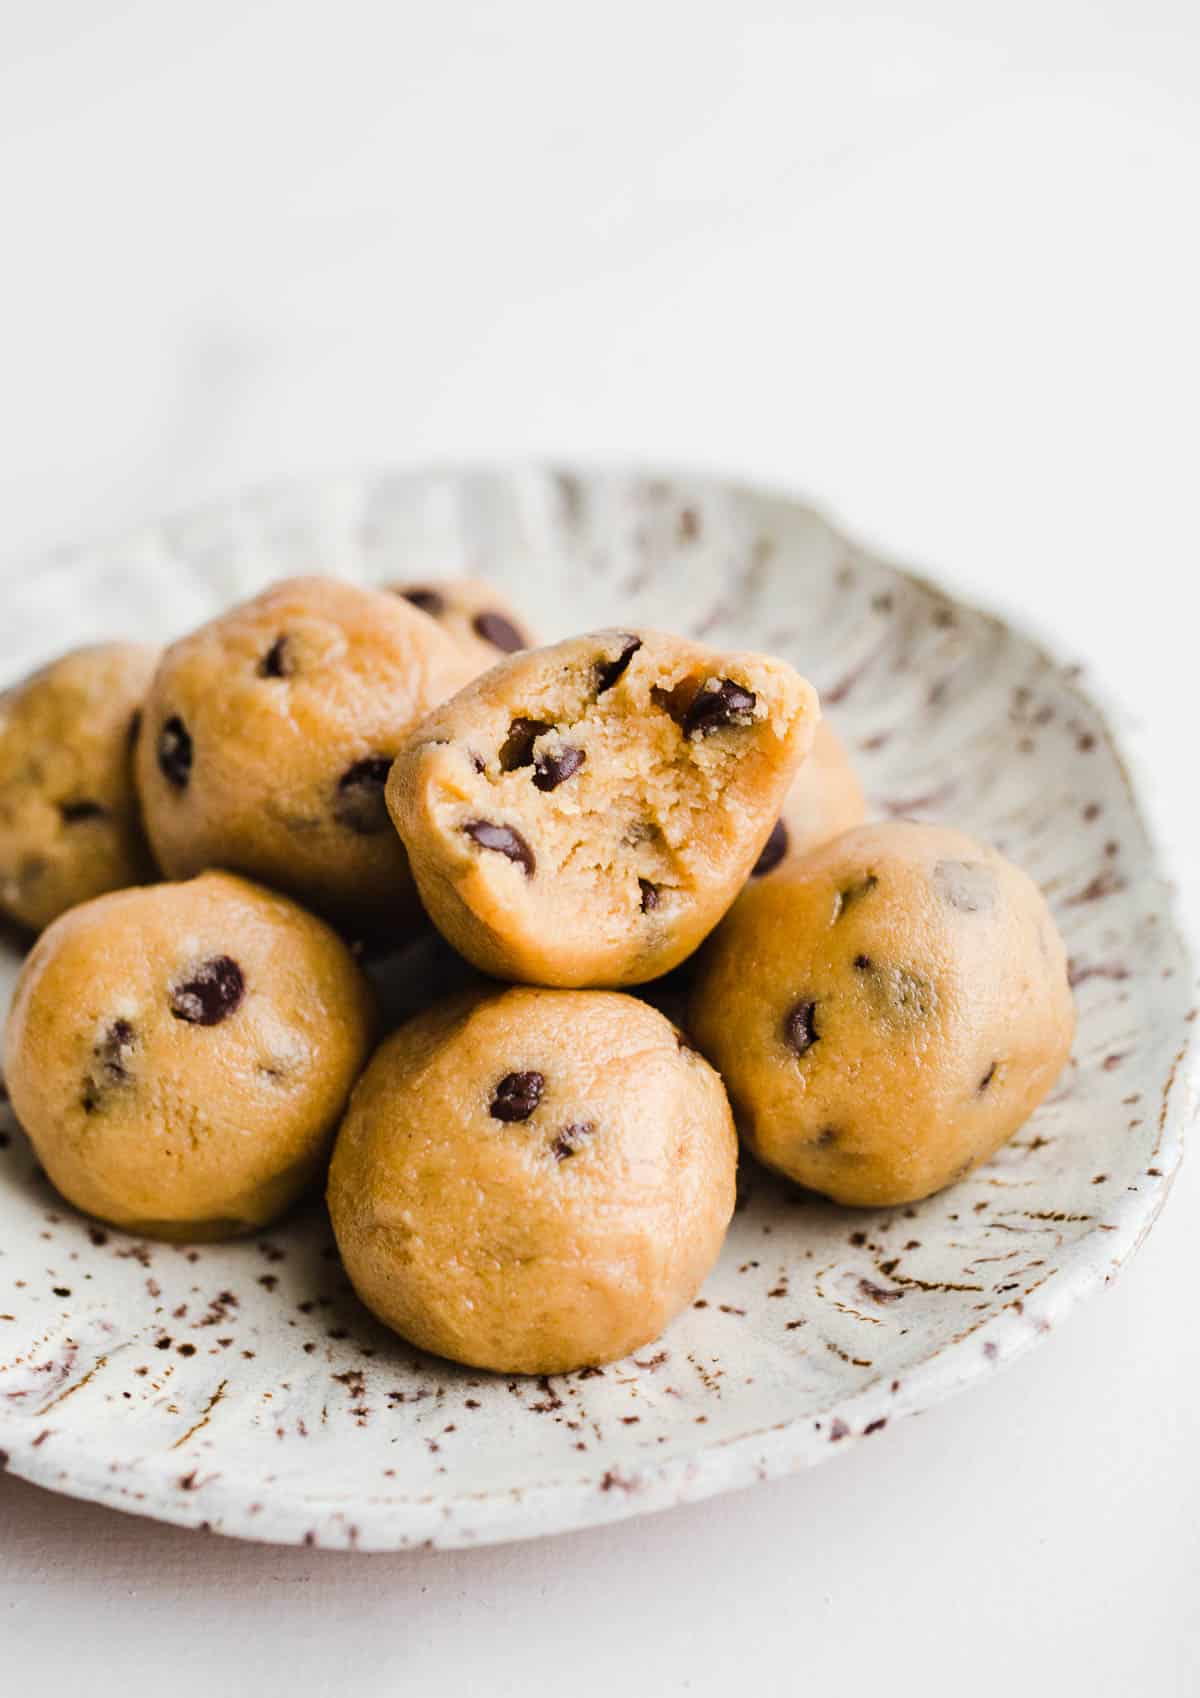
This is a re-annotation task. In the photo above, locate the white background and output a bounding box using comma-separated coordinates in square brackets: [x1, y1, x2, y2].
[1, 3, 1197, 1693]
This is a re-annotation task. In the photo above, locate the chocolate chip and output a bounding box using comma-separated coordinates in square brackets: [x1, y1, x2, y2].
[490, 1071, 544, 1122]
[58, 800, 107, 824]
[462, 819, 535, 874]
[170, 957, 245, 1026]
[832, 873, 878, 919]
[95, 1019, 136, 1083]
[979, 1061, 998, 1093]
[158, 717, 193, 789]
[853, 953, 872, 971]
[933, 859, 996, 913]
[639, 878, 661, 912]
[258, 635, 293, 678]
[473, 611, 527, 653]
[784, 1000, 819, 1055]
[499, 718, 550, 771]
[681, 678, 756, 739]
[595, 634, 642, 693]
[533, 745, 585, 791]
[400, 587, 446, 617]
[752, 819, 788, 877]
[551, 1121, 594, 1161]
[334, 756, 393, 835]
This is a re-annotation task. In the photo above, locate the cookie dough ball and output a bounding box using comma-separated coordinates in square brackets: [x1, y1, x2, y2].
[328, 986, 736, 1373]
[689, 822, 1074, 1206]
[390, 576, 535, 672]
[135, 577, 474, 932]
[748, 720, 867, 879]
[0, 643, 159, 932]
[387, 630, 819, 987]
[3, 871, 375, 1240]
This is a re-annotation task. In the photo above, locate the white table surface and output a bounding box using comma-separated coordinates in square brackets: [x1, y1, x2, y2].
[1, 4, 1197, 1693]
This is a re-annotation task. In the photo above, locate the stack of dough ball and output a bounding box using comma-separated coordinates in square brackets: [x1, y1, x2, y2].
[135, 576, 475, 932]
[389, 576, 534, 672]
[0, 643, 159, 932]
[328, 986, 736, 1373]
[387, 629, 819, 986]
[689, 821, 1075, 1206]
[748, 720, 866, 879]
[3, 871, 374, 1240]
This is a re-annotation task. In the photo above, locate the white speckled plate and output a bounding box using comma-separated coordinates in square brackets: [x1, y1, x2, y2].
[0, 466, 1194, 1551]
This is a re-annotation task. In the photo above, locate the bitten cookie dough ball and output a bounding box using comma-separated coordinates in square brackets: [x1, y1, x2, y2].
[3, 872, 375, 1240]
[390, 576, 535, 672]
[689, 822, 1074, 1206]
[748, 720, 867, 880]
[0, 643, 159, 932]
[136, 577, 475, 931]
[387, 630, 819, 986]
[328, 987, 737, 1373]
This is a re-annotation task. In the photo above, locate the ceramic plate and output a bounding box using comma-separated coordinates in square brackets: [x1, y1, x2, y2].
[0, 466, 1193, 1551]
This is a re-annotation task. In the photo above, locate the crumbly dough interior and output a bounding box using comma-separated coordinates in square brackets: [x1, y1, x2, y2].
[389, 630, 818, 985]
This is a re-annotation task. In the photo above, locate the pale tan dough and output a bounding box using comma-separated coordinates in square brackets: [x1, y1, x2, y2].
[135, 576, 475, 932]
[388, 576, 536, 673]
[0, 643, 159, 932]
[3, 871, 375, 1240]
[747, 720, 866, 880]
[387, 630, 819, 987]
[689, 821, 1075, 1206]
[327, 986, 737, 1374]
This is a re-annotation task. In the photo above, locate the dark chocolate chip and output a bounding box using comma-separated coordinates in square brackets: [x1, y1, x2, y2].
[170, 957, 245, 1026]
[816, 1127, 838, 1147]
[490, 1071, 545, 1122]
[462, 819, 535, 875]
[473, 611, 527, 653]
[499, 718, 550, 771]
[258, 635, 293, 678]
[784, 1000, 819, 1055]
[157, 717, 193, 790]
[933, 859, 996, 913]
[551, 1121, 595, 1161]
[400, 587, 446, 617]
[751, 819, 788, 877]
[59, 800, 107, 824]
[639, 878, 661, 912]
[595, 634, 642, 693]
[95, 1019, 136, 1083]
[853, 953, 872, 971]
[681, 678, 756, 739]
[533, 745, 585, 791]
[979, 1061, 998, 1092]
[334, 756, 393, 835]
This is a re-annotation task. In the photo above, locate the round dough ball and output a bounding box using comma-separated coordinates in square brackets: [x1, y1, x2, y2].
[3, 871, 375, 1240]
[689, 821, 1075, 1206]
[328, 986, 737, 1373]
[387, 629, 819, 987]
[136, 576, 475, 931]
[0, 643, 159, 932]
[389, 576, 535, 672]
[748, 720, 867, 879]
